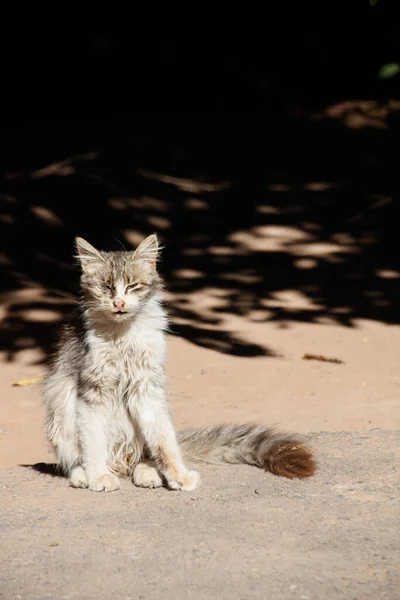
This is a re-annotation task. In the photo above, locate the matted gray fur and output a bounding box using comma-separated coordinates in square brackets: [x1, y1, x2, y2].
[43, 234, 315, 493]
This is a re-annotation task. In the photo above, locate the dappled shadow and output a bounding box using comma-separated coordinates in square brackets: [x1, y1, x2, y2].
[1, 107, 399, 363]
[2, 9, 399, 361]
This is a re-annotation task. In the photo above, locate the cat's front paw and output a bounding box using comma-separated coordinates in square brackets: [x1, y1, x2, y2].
[133, 463, 163, 489]
[89, 473, 120, 492]
[167, 470, 201, 492]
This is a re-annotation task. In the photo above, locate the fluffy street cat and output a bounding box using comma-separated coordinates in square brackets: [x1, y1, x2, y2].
[43, 234, 315, 492]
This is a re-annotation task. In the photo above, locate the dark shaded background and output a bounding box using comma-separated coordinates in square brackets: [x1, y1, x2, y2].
[1, 6, 399, 363]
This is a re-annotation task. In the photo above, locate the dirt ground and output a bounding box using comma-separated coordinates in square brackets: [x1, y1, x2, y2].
[0, 288, 399, 599]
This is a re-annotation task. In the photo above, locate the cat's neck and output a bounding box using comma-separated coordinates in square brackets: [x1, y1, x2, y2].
[80, 294, 168, 341]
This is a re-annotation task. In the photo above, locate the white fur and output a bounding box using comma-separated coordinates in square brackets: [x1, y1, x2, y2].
[44, 238, 315, 491]
[133, 462, 163, 488]
[43, 292, 200, 493]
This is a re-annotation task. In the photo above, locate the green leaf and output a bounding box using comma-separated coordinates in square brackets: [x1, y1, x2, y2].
[378, 63, 400, 79]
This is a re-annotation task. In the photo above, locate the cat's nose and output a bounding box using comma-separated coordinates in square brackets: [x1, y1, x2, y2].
[113, 299, 125, 309]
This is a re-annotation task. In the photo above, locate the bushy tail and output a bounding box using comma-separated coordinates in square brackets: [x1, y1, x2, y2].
[178, 424, 316, 479]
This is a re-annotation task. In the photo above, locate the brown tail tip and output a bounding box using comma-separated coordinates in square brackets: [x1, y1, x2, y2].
[266, 442, 316, 479]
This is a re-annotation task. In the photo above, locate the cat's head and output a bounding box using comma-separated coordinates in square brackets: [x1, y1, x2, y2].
[75, 234, 162, 321]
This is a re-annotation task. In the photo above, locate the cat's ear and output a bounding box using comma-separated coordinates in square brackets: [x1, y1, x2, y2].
[75, 237, 104, 266]
[134, 234, 159, 270]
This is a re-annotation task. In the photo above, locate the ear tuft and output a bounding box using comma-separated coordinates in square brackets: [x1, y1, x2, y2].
[75, 237, 104, 263]
[134, 234, 160, 270]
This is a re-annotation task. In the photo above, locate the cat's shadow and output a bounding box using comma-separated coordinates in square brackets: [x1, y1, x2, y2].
[19, 463, 65, 478]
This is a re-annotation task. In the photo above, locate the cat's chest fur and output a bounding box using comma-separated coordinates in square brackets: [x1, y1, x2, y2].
[82, 325, 166, 395]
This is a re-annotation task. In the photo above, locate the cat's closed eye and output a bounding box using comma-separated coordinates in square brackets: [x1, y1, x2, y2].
[125, 283, 146, 293]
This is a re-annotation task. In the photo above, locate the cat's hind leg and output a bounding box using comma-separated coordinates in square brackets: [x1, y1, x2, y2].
[43, 376, 87, 487]
[56, 437, 88, 488]
[136, 405, 200, 492]
[69, 466, 88, 488]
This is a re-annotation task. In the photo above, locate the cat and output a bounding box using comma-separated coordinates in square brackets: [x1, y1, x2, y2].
[43, 234, 316, 492]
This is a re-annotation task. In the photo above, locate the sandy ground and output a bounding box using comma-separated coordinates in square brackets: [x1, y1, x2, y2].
[0, 311, 398, 467]
[0, 294, 399, 598]
[0, 431, 399, 600]
[1, 100, 400, 598]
